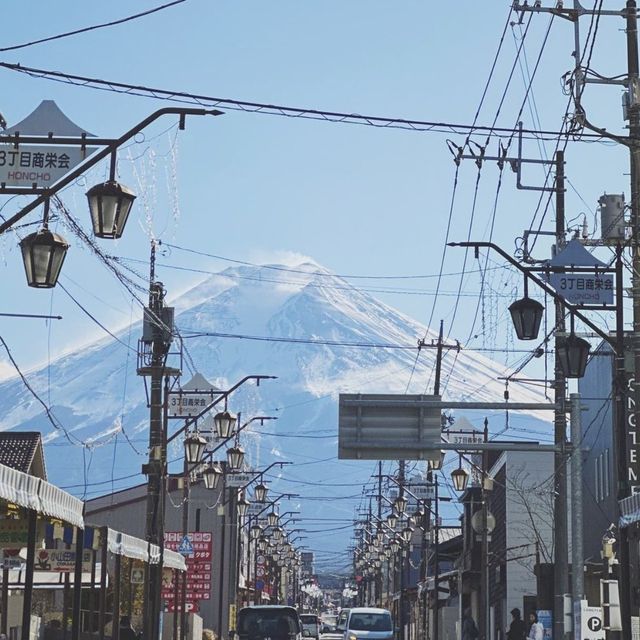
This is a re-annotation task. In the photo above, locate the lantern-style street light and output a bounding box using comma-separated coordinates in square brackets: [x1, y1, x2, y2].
[214, 411, 237, 439]
[20, 200, 69, 289]
[394, 495, 408, 515]
[268, 511, 279, 527]
[227, 445, 245, 470]
[202, 462, 222, 490]
[428, 451, 445, 471]
[86, 174, 136, 239]
[237, 494, 250, 518]
[254, 483, 268, 503]
[250, 525, 263, 541]
[184, 432, 207, 465]
[451, 460, 469, 492]
[556, 317, 591, 378]
[509, 279, 545, 341]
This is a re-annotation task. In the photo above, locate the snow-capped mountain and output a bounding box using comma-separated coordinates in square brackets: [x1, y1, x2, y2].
[0, 260, 551, 565]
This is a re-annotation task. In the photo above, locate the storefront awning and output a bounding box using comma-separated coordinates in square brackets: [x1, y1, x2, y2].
[0, 463, 84, 528]
[620, 493, 640, 527]
[105, 528, 186, 571]
[164, 549, 187, 572]
[107, 529, 159, 562]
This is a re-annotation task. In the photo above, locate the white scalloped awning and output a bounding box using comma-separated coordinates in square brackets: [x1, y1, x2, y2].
[164, 549, 187, 572]
[106, 529, 185, 570]
[0, 463, 84, 528]
[620, 493, 640, 527]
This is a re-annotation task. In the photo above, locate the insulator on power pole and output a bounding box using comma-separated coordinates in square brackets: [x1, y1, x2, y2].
[599, 193, 626, 242]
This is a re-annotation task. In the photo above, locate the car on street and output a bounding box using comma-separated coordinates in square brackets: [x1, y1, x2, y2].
[320, 614, 338, 635]
[300, 614, 321, 639]
[237, 605, 303, 640]
[342, 608, 393, 640]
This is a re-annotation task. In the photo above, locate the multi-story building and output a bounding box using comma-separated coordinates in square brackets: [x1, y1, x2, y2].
[457, 447, 554, 638]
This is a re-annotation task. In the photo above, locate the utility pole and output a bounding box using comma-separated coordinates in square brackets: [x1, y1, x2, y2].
[570, 393, 584, 606]
[480, 419, 490, 640]
[624, 5, 640, 637]
[398, 460, 406, 640]
[553, 150, 569, 640]
[434, 320, 444, 399]
[432, 320, 443, 640]
[140, 242, 177, 640]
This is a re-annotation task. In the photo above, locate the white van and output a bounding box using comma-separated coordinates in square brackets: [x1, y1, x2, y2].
[342, 608, 393, 640]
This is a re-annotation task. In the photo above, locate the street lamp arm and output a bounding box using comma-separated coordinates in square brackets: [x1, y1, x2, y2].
[0, 107, 224, 235]
[448, 241, 617, 346]
[207, 415, 278, 458]
[238, 461, 292, 492]
[167, 375, 277, 444]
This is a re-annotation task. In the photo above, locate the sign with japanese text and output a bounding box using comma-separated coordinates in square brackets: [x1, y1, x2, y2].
[0, 146, 93, 188]
[162, 531, 212, 606]
[0, 549, 22, 569]
[167, 392, 213, 418]
[227, 472, 255, 488]
[34, 549, 92, 572]
[548, 239, 614, 305]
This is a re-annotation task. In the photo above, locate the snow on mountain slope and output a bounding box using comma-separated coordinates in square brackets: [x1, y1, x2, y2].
[0, 260, 551, 562]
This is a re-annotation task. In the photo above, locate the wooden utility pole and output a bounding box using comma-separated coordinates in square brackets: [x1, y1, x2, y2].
[553, 150, 569, 640]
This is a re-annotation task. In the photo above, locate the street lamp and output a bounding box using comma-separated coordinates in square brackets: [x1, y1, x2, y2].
[237, 494, 250, 518]
[202, 462, 222, 490]
[556, 320, 591, 378]
[509, 285, 545, 341]
[394, 495, 408, 515]
[401, 526, 413, 544]
[184, 432, 207, 465]
[387, 513, 398, 530]
[254, 483, 268, 503]
[20, 200, 70, 289]
[250, 524, 263, 541]
[258, 538, 268, 552]
[227, 445, 245, 470]
[214, 410, 237, 439]
[86, 178, 136, 239]
[268, 511, 279, 527]
[429, 451, 445, 471]
[451, 462, 469, 492]
[390, 539, 400, 554]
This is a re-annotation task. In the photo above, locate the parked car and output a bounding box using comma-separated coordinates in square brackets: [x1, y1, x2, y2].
[342, 608, 393, 640]
[320, 614, 338, 634]
[300, 614, 321, 639]
[336, 609, 350, 634]
[237, 605, 303, 640]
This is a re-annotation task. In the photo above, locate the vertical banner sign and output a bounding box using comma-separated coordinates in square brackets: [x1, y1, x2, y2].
[624, 340, 640, 494]
[627, 378, 639, 493]
[162, 531, 213, 613]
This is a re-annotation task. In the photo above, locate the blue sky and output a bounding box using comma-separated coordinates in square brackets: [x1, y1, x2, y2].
[0, 0, 632, 570]
[0, 2, 630, 375]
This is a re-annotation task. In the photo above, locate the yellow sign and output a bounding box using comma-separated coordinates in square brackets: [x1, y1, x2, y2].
[229, 604, 237, 632]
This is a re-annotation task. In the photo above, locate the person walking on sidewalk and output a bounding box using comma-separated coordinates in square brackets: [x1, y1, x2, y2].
[506, 608, 526, 640]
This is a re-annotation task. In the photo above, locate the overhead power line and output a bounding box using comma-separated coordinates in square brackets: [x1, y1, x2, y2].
[0, 61, 609, 141]
[0, 1, 188, 53]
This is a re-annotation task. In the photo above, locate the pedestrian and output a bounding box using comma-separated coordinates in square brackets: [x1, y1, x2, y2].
[527, 613, 544, 640]
[461, 608, 479, 640]
[506, 608, 526, 640]
[119, 616, 138, 640]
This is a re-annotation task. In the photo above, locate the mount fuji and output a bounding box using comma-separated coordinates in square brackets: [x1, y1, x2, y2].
[0, 260, 551, 566]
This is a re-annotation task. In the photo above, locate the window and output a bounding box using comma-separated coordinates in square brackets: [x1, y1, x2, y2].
[595, 456, 601, 502]
[604, 449, 610, 498]
[348, 614, 392, 632]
